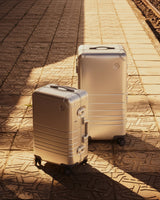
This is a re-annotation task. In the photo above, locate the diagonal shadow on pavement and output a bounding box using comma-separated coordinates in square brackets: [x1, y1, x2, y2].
[42, 162, 144, 200]
[89, 133, 160, 198]
[0, 0, 84, 144]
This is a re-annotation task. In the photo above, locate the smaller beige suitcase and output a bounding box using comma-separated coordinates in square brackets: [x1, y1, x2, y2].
[32, 84, 88, 167]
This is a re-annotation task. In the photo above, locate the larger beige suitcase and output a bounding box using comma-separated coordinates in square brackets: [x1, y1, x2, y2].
[32, 84, 88, 166]
[77, 45, 127, 145]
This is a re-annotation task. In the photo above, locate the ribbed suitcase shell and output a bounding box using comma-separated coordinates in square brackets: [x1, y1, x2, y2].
[32, 84, 88, 165]
[77, 45, 127, 140]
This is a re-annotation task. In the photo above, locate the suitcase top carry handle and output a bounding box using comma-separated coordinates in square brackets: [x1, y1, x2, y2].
[89, 46, 115, 50]
[50, 85, 77, 92]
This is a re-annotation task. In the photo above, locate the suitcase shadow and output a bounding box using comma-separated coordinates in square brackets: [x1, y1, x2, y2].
[41, 161, 144, 200]
[89, 134, 160, 195]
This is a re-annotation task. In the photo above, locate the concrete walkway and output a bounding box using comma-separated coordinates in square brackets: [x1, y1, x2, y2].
[0, 0, 160, 199]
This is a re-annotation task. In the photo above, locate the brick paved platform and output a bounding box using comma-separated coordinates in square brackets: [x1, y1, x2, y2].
[0, 0, 160, 199]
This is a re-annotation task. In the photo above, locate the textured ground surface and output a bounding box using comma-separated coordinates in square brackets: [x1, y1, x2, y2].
[0, 0, 160, 199]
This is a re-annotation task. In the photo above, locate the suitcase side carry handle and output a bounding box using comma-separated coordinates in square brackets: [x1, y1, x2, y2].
[82, 121, 88, 143]
[50, 85, 77, 92]
[85, 121, 88, 137]
[89, 46, 115, 50]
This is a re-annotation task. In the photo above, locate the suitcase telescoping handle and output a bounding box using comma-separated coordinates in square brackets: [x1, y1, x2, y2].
[89, 46, 115, 50]
[50, 85, 77, 92]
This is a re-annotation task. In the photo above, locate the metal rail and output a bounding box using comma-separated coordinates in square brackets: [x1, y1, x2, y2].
[141, 0, 160, 19]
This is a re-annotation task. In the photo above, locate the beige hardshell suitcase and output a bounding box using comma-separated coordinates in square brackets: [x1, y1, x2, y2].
[32, 84, 88, 166]
[77, 45, 127, 145]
